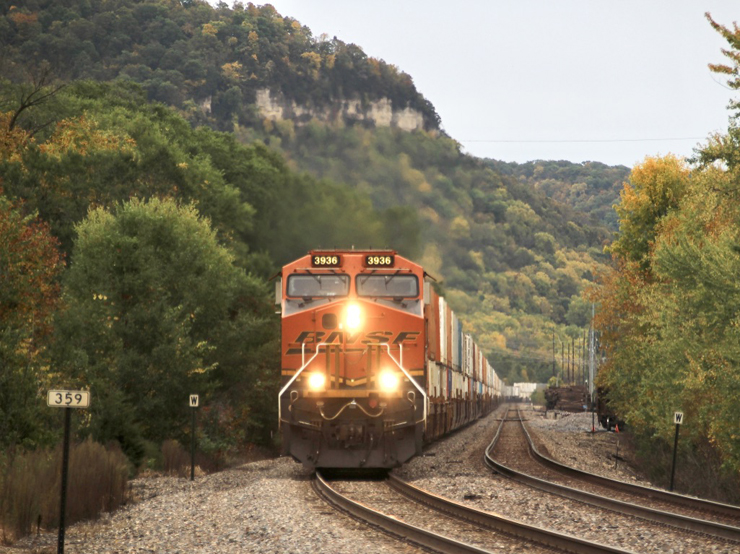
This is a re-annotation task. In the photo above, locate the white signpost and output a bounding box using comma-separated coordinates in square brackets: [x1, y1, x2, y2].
[189, 395, 199, 480]
[47, 389, 91, 554]
[670, 411, 684, 491]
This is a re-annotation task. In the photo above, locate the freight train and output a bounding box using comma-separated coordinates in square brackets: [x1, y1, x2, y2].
[276, 249, 502, 469]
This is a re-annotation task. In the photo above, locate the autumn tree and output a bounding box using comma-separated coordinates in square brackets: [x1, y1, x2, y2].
[706, 13, 740, 107]
[593, 157, 740, 492]
[607, 155, 690, 270]
[0, 193, 64, 448]
[647, 167, 740, 472]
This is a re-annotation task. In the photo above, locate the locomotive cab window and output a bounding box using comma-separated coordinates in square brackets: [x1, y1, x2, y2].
[287, 274, 349, 298]
[356, 274, 419, 298]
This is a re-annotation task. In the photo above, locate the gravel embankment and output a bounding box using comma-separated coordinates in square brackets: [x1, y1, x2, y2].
[525, 408, 649, 485]
[396, 405, 740, 554]
[4, 405, 739, 554]
[5, 459, 421, 554]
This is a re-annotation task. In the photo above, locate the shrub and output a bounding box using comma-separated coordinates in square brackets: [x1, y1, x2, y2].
[0, 440, 128, 544]
[633, 433, 740, 505]
[0, 449, 56, 543]
[161, 439, 190, 477]
[65, 440, 129, 523]
[530, 388, 546, 406]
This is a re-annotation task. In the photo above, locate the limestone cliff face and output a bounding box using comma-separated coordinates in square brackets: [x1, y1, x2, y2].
[255, 88, 426, 132]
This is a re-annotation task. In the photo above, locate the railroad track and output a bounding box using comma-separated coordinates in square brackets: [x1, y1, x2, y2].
[313, 470, 635, 554]
[485, 408, 740, 543]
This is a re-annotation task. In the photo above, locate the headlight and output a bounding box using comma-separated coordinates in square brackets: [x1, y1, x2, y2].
[307, 372, 326, 391]
[378, 369, 400, 392]
[346, 303, 363, 330]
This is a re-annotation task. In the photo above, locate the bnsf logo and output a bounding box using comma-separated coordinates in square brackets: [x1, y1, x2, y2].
[285, 330, 420, 355]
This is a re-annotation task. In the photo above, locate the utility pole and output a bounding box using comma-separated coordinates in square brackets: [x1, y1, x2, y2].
[561, 340, 565, 385]
[554, 333, 563, 386]
[579, 335, 583, 386]
[590, 303, 596, 431]
[552, 331, 556, 378]
[582, 330, 587, 386]
[589, 304, 595, 396]
[571, 336, 575, 385]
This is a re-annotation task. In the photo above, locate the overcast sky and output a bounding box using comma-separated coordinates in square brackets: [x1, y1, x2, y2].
[238, 1, 739, 168]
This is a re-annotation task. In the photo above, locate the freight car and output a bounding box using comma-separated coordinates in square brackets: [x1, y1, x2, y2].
[277, 249, 502, 469]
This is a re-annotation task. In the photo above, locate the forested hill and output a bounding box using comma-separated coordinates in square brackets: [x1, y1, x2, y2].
[0, 0, 618, 463]
[0, 0, 616, 385]
[488, 160, 630, 232]
[0, 0, 439, 131]
[267, 124, 612, 383]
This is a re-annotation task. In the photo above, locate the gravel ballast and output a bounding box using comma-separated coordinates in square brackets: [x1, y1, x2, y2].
[4, 405, 739, 553]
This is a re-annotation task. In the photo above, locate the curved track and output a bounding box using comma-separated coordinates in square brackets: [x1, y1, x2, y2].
[485, 408, 740, 543]
[313, 470, 635, 554]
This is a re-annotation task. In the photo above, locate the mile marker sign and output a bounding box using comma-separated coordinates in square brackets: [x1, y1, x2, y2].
[47, 390, 90, 408]
[674, 412, 684, 425]
[47, 389, 90, 554]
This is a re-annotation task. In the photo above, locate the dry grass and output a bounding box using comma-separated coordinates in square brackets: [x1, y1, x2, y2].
[0, 440, 128, 545]
[635, 434, 740, 504]
[161, 439, 190, 477]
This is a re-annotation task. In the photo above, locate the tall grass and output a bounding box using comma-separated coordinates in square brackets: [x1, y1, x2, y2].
[634, 433, 740, 504]
[160, 439, 228, 476]
[161, 439, 190, 477]
[0, 449, 55, 543]
[0, 439, 129, 544]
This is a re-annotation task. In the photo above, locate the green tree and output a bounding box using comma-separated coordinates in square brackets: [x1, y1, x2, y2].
[55, 198, 274, 462]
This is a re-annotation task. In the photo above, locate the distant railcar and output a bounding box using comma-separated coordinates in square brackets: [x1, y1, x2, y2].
[277, 249, 502, 469]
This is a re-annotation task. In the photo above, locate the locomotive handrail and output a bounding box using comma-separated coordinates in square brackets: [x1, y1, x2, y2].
[278, 341, 427, 427]
[278, 342, 329, 423]
[384, 342, 428, 426]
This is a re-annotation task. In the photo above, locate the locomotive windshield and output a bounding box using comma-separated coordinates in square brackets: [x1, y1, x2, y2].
[356, 274, 419, 298]
[287, 274, 349, 297]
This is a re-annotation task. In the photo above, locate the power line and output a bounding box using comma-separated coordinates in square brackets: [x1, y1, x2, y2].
[460, 137, 706, 144]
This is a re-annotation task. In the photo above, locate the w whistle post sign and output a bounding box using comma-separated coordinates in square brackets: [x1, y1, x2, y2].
[670, 410, 685, 491]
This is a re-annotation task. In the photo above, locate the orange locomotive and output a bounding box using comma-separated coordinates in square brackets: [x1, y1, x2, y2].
[277, 249, 501, 469]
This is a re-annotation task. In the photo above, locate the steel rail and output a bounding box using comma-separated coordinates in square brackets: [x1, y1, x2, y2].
[387, 474, 635, 554]
[314, 471, 635, 554]
[313, 471, 492, 554]
[519, 410, 740, 521]
[484, 410, 740, 543]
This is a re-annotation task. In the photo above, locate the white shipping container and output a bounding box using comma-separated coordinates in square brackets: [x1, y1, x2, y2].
[451, 313, 461, 371]
[463, 334, 474, 377]
[439, 298, 447, 366]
